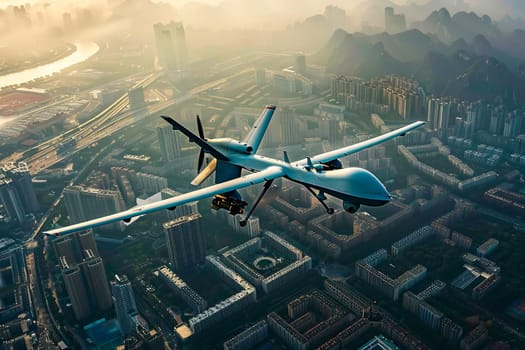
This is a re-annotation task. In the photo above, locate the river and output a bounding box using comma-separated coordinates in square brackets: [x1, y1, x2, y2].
[0, 41, 100, 90]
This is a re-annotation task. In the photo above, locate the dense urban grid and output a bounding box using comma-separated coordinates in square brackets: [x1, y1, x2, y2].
[1, 1, 525, 350]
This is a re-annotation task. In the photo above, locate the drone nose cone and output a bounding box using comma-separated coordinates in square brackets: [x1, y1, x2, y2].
[349, 168, 390, 202]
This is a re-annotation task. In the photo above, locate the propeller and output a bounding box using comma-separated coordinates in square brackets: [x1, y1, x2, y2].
[196, 115, 205, 172]
[191, 115, 218, 186]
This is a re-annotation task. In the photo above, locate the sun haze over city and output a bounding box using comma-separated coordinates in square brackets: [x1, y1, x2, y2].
[1, 0, 525, 349]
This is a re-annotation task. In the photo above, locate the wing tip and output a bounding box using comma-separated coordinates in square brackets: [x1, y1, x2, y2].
[43, 231, 59, 237]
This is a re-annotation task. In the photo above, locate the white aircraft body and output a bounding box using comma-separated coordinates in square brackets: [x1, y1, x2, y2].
[44, 105, 425, 237]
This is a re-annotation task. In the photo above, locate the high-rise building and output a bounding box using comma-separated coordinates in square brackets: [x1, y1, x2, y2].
[385, 7, 406, 33]
[53, 236, 76, 265]
[111, 274, 138, 337]
[0, 163, 39, 223]
[503, 111, 523, 138]
[157, 125, 181, 161]
[0, 175, 25, 223]
[279, 106, 297, 146]
[294, 53, 306, 75]
[163, 213, 206, 271]
[53, 230, 98, 265]
[62, 265, 92, 320]
[153, 21, 187, 71]
[489, 106, 505, 135]
[63, 186, 125, 232]
[54, 231, 112, 321]
[82, 257, 113, 310]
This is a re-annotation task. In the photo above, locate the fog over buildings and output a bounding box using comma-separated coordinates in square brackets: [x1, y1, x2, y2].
[1, 0, 525, 349]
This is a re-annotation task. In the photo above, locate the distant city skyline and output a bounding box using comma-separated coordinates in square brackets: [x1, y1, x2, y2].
[0, 0, 524, 348]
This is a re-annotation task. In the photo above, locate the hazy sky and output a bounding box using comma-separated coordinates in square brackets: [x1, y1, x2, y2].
[1, 0, 524, 29]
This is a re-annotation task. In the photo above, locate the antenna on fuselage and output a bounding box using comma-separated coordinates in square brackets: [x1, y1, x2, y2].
[283, 150, 290, 163]
[305, 157, 314, 171]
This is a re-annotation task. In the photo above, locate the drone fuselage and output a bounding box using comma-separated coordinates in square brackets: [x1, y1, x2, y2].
[222, 150, 391, 207]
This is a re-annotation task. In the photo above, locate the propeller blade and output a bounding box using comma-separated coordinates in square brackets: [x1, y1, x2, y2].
[197, 149, 205, 172]
[191, 159, 217, 186]
[196, 115, 204, 139]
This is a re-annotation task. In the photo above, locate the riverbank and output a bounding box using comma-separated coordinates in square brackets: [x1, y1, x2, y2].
[0, 42, 76, 76]
[0, 41, 100, 90]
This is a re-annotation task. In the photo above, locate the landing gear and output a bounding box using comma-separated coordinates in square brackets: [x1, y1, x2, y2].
[240, 180, 274, 227]
[304, 185, 335, 215]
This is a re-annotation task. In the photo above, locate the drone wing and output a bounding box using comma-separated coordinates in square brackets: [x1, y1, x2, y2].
[44, 166, 284, 237]
[298, 121, 425, 166]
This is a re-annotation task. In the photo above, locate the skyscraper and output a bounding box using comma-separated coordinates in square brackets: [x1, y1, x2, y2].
[63, 186, 125, 232]
[503, 111, 523, 138]
[0, 175, 25, 223]
[111, 274, 138, 336]
[53, 230, 98, 265]
[163, 213, 206, 271]
[82, 257, 113, 311]
[8, 163, 39, 213]
[385, 7, 406, 33]
[62, 265, 92, 320]
[153, 21, 187, 71]
[54, 230, 113, 321]
[279, 106, 297, 146]
[157, 125, 181, 161]
[0, 162, 39, 223]
[294, 53, 306, 75]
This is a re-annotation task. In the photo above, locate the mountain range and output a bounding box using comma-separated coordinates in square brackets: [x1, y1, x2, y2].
[315, 27, 525, 106]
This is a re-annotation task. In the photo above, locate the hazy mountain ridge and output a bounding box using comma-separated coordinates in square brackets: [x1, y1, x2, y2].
[317, 27, 525, 106]
[411, 8, 500, 43]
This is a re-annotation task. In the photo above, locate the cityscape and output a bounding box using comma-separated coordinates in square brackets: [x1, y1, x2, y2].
[1, 0, 525, 350]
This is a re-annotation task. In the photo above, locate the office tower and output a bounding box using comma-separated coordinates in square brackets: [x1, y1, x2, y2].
[83, 257, 113, 310]
[9, 163, 39, 213]
[489, 106, 505, 135]
[427, 97, 440, 131]
[0, 176, 25, 223]
[111, 274, 138, 336]
[503, 111, 523, 138]
[261, 115, 281, 148]
[0, 163, 39, 223]
[153, 21, 187, 71]
[53, 230, 98, 265]
[63, 186, 125, 232]
[161, 188, 198, 220]
[385, 7, 406, 33]
[294, 53, 306, 75]
[466, 101, 482, 132]
[53, 236, 76, 265]
[60, 256, 113, 321]
[163, 213, 205, 271]
[78, 230, 99, 257]
[438, 101, 451, 130]
[62, 265, 92, 320]
[157, 125, 181, 161]
[328, 119, 339, 147]
[279, 106, 297, 146]
[54, 230, 112, 321]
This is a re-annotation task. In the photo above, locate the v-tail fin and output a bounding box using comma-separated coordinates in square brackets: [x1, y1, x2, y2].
[242, 105, 276, 153]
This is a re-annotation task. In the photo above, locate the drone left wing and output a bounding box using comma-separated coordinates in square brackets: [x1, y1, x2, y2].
[44, 166, 285, 237]
[299, 121, 425, 166]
